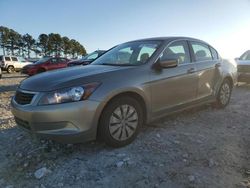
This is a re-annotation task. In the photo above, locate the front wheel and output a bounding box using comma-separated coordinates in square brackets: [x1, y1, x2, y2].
[98, 96, 143, 147]
[215, 79, 232, 108]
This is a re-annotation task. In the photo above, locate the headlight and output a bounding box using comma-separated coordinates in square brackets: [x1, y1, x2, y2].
[38, 82, 100, 105]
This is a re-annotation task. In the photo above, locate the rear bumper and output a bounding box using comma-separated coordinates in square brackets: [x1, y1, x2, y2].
[11, 98, 101, 143]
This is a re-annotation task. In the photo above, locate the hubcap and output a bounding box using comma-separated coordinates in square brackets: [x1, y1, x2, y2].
[220, 83, 230, 105]
[109, 104, 138, 141]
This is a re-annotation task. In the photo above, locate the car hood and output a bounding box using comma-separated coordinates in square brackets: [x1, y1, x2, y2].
[20, 65, 132, 92]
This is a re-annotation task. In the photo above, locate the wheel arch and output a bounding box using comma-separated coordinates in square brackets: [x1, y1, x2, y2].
[96, 90, 149, 131]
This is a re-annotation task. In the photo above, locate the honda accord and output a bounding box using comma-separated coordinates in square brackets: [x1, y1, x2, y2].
[11, 37, 237, 147]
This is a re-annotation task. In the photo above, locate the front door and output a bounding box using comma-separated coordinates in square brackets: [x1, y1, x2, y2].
[150, 40, 198, 117]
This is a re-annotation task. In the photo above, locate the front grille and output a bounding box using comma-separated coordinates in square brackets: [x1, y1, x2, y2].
[14, 117, 31, 130]
[15, 90, 35, 105]
[237, 65, 250, 73]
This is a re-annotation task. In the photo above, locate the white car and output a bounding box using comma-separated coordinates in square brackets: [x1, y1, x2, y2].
[236, 50, 250, 83]
[0, 55, 32, 73]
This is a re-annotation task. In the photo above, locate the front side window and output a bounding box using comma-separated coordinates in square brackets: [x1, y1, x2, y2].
[92, 41, 162, 66]
[5, 57, 11, 61]
[11, 57, 18, 61]
[191, 42, 212, 61]
[51, 58, 58, 63]
[34, 57, 50, 64]
[58, 58, 67, 62]
[160, 40, 191, 64]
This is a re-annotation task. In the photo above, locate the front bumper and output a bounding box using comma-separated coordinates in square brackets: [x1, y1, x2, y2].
[21, 68, 36, 75]
[11, 98, 101, 143]
[238, 72, 250, 83]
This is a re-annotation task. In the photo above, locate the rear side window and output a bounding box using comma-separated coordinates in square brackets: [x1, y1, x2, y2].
[191, 42, 212, 61]
[161, 40, 191, 64]
[11, 57, 18, 61]
[0, 56, 2, 61]
[210, 47, 219, 60]
[5, 57, 11, 61]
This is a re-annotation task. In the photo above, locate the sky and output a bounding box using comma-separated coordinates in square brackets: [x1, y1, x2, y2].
[1, 0, 250, 59]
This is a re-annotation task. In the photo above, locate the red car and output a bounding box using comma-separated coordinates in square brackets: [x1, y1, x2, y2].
[21, 57, 70, 76]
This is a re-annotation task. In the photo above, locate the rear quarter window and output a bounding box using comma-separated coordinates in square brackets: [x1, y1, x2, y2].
[210, 47, 219, 60]
[11, 57, 18, 61]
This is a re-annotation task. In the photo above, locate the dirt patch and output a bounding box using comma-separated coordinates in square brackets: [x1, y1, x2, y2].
[0, 73, 250, 188]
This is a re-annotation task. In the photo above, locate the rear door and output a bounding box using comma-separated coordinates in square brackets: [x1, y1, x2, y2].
[150, 40, 198, 117]
[11, 57, 20, 69]
[189, 41, 220, 99]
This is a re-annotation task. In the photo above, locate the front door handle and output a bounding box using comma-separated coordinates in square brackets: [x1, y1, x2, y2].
[187, 68, 195, 74]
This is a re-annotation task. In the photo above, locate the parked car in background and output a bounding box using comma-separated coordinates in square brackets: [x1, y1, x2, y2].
[26, 57, 40, 63]
[236, 50, 250, 83]
[0, 55, 32, 73]
[21, 57, 70, 76]
[67, 50, 106, 67]
[11, 37, 237, 147]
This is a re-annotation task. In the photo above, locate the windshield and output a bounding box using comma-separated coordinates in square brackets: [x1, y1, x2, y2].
[83, 51, 99, 60]
[92, 41, 162, 66]
[240, 51, 250, 61]
[34, 57, 50, 64]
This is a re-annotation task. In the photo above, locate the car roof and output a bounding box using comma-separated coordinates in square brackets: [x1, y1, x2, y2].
[128, 36, 209, 45]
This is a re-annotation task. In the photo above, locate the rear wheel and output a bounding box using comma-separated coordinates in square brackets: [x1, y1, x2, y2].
[7, 66, 15, 73]
[98, 96, 143, 147]
[215, 79, 232, 108]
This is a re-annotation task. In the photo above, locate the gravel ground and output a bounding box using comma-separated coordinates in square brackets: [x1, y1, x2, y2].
[0, 72, 250, 188]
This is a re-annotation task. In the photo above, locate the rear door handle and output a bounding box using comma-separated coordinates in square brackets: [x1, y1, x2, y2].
[215, 63, 221, 68]
[187, 68, 195, 74]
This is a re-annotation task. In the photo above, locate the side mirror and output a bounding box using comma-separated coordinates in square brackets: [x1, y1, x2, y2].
[159, 59, 178, 68]
[235, 57, 239, 61]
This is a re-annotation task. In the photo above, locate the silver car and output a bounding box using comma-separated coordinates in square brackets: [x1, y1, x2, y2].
[11, 37, 237, 147]
[236, 50, 250, 83]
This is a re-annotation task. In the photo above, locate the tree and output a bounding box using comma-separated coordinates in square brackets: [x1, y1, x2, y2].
[0, 26, 10, 55]
[6, 29, 21, 55]
[38, 34, 49, 56]
[23, 34, 36, 58]
[62, 36, 71, 57]
[48, 33, 62, 56]
[0, 26, 87, 58]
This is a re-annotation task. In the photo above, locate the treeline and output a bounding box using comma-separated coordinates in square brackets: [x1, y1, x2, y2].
[0, 26, 87, 58]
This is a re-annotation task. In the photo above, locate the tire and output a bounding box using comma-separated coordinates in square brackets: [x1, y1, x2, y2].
[7, 66, 15, 73]
[215, 79, 232, 108]
[98, 96, 143, 147]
